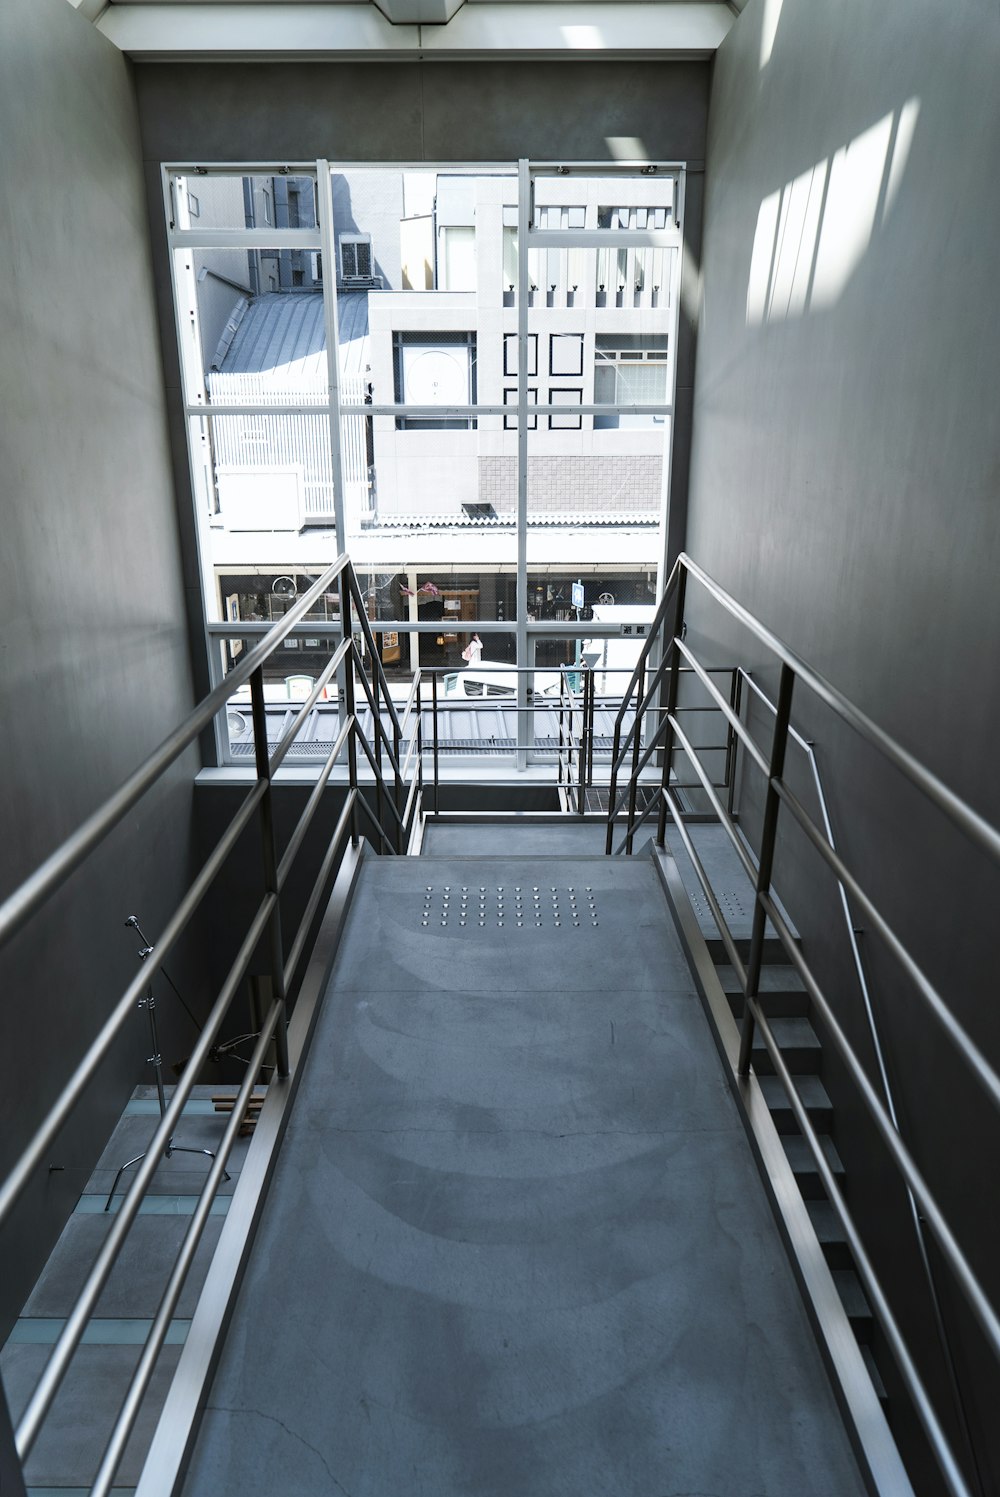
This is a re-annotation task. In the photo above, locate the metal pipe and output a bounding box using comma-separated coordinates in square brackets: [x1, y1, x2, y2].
[276, 717, 353, 890]
[678, 553, 1000, 867]
[88, 1005, 282, 1497]
[674, 637, 770, 781]
[750, 1002, 974, 1497]
[737, 664, 794, 1076]
[250, 670, 289, 1080]
[757, 892, 1000, 1372]
[656, 565, 688, 845]
[267, 638, 350, 776]
[0, 779, 266, 1231]
[660, 787, 748, 987]
[0, 556, 350, 951]
[15, 895, 275, 1459]
[773, 778, 1000, 1115]
[284, 792, 359, 992]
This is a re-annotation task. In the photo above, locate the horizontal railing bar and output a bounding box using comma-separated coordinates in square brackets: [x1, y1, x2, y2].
[284, 792, 358, 994]
[609, 710, 672, 821]
[0, 778, 267, 1232]
[609, 556, 682, 744]
[680, 553, 1000, 867]
[15, 893, 275, 1459]
[349, 651, 404, 783]
[276, 717, 353, 890]
[662, 787, 748, 987]
[773, 778, 1000, 1116]
[267, 639, 350, 777]
[674, 638, 770, 780]
[758, 891, 1000, 1369]
[354, 791, 396, 854]
[736, 668, 814, 756]
[0, 556, 349, 952]
[610, 654, 672, 776]
[401, 770, 422, 844]
[88, 1003, 282, 1497]
[352, 729, 405, 833]
[342, 572, 407, 746]
[668, 716, 759, 887]
[750, 1001, 972, 1497]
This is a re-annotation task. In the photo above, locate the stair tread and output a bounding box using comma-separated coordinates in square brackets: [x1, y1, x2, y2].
[806, 1199, 847, 1243]
[832, 1269, 872, 1320]
[781, 1134, 844, 1175]
[861, 1344, 887, 1401]
[759, 1074, 831, 1111]
[715, 965, 808, 995]
[752, 1016, 820, 1048]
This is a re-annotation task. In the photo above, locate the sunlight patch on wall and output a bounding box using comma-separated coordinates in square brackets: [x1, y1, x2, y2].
[759, 0, 785, 69]
[746, 99, 921, 327]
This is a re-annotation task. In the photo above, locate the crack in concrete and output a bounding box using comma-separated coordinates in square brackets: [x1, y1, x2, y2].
[208, 1404, 352, 1495]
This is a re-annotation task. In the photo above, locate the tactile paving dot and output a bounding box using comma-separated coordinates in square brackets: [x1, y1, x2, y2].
[417, 886, 599, 931]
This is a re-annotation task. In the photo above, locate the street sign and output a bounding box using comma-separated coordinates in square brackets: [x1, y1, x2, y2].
[571, 581, 585, 610]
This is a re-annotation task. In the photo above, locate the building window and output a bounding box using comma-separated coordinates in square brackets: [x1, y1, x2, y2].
[503, 333, 538, 377]
[393, 331, 477, 429]
[503, 388, 537, 430]
[594, 336, 669, 427]
[549, 333, 584, 377]
[548, 388, 583, 431]
[340, 236, 373, 281]
[438, 225, 476, 291]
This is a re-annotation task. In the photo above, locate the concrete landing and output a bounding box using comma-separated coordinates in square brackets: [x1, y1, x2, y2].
[421, 820, 613, 856]
[184, 855, 865, 1497]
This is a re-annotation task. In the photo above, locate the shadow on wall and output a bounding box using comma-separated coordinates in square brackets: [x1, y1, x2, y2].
[745, 97, 921, 327]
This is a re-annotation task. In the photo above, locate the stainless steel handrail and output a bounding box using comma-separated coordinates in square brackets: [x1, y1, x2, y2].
[606, 554, 1000, 1497]
[0, 553, 419, 1494]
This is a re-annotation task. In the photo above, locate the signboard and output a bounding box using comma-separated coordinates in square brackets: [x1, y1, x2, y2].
[571, 581, 585, 610]
[619, 623, 648, 638]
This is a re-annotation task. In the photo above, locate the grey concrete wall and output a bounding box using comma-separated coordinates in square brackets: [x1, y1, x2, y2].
[0, 0, 203, 1337]
[687, 1, 1000, 1489]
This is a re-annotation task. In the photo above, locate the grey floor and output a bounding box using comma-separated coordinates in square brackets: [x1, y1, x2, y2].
[421, 820, 613, 856]
[185, 854, 865, 1497]
[1, 1087, 255, 1493]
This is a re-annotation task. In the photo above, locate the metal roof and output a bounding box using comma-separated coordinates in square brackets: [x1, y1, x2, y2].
[215, 290, 368, 379]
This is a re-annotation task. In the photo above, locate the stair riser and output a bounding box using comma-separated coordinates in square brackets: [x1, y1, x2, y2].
[751, 1046, 821, 1076]
[765, 1106, 834, 1136]
[726, 993, 811, 1020]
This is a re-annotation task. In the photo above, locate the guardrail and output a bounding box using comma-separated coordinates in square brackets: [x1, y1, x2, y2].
[0, 553, 420, 1496]
[607, 551, 1000, 1497]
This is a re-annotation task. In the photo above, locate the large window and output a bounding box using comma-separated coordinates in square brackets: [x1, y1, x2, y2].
[165, 160, 684, 758]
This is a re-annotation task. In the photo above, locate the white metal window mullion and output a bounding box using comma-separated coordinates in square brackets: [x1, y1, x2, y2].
[317, 160, 351, 740]
[516, 159, 531, 771]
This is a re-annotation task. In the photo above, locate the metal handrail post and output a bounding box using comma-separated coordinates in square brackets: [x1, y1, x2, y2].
[343, 657, 360, 850]
[584, 667, 595, 790]
[727, 666, 743, 819]
[737, 662, 795, 1076]
[577, 673, 587, 816]
[249, 669, 290, 1078]
[656, 563, 688, 846]
[625, 656, 646, 854]
[431, 671, 440, 815]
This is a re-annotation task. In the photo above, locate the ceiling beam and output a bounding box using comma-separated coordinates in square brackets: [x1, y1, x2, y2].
[96, 2, 733, 59]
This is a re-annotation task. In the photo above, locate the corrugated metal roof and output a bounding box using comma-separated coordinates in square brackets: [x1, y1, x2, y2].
[215, 291, 368, 379]
[373, 511, 657, 529]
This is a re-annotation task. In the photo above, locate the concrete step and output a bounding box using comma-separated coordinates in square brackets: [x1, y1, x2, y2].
[833, 1269, 874, 1344]
[806, 1199, 854, 1270]
[705, 933, 787, 965]
[758, 1074, 833, 1134]
[723, 983, 810, 1020]
[862, 1344, 888, 1404]
[751, 1016, 822, 1075]
[781, 1134, 845, 1200]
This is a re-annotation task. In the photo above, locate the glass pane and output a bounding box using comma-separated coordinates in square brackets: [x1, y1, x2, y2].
[171, 172, 318, 232]
[532, 175, 676, 233]
[333, 167, 516, 408]
[173, 245, 326, 408]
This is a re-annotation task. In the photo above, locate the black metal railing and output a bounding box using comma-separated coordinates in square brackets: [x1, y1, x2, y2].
[606, 551, 1000, 1497]
[0, 553, 421, 1497]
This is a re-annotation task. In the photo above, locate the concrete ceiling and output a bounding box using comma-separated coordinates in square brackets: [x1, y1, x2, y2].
[68, 0, 736, 59]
